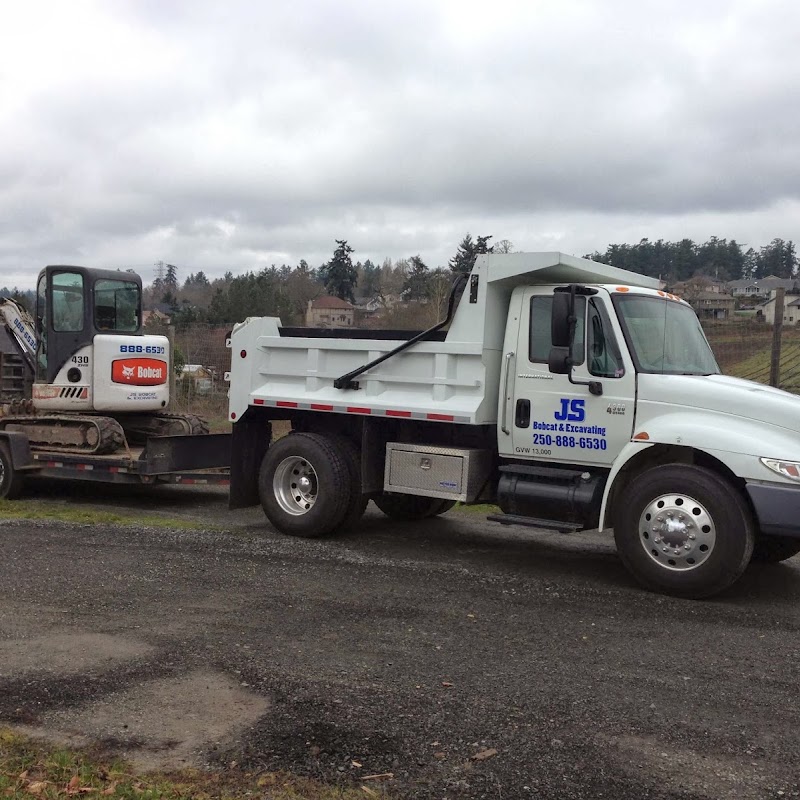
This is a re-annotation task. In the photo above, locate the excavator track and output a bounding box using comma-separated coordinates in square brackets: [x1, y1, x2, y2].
[0, 414, 126, 455]
[115, 412, 210, 445]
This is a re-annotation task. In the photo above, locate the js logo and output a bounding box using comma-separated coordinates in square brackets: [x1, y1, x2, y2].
[555, 398, 586, 422]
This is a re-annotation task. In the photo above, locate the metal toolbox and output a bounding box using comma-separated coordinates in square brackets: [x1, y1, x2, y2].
[384, 442, 492, 502]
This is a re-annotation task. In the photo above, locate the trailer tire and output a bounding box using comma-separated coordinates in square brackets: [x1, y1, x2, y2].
[0, 442, 24, 500]
[327, 434, 368, 531]
[258, 432, 351, 538]
[614, 465, 754, 599]
[750, 536, 800, 563]
[375, 493, 454, 521]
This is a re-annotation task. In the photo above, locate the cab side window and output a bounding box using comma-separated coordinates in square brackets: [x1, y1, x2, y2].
[94, 279, 140, 332]
[529, 295, 585, 365]
[587, 299, 625, 378]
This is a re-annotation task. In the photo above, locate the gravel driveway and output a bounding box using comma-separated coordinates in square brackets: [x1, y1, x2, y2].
[1, 480, 799, 799]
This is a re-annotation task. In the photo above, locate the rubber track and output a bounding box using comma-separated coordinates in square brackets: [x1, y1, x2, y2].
[0, 415, 126, 455]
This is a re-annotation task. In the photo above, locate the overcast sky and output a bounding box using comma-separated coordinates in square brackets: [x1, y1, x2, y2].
[1, 0, 798, 289]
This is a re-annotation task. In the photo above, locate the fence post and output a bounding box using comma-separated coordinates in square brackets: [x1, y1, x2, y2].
[769, 288, 785, 388]
[167, 324, 176, 411]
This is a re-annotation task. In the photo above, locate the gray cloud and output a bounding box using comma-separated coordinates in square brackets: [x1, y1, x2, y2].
[1, 0, 798, 288]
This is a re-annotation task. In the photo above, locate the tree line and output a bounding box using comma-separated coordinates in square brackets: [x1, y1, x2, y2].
[149, 233, 499, 328]
[585, 237, 797, 284]
[3, 234, 796, 327]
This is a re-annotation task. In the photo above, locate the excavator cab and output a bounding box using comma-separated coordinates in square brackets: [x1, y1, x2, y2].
[36, 266, 142, 384]
[33, 265, 169, 414]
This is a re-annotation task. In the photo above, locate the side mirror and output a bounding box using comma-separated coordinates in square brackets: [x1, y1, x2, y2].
[551, 291, 572, 347]
[548, 346, 571, 374]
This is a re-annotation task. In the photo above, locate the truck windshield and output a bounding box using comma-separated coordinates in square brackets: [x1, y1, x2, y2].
[614, 295, 719, 375]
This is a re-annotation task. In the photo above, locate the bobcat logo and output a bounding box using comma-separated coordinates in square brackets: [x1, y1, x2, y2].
[121, 365, 135, 379]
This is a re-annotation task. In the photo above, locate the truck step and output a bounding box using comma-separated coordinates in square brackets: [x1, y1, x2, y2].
[486, 513, 581, 533]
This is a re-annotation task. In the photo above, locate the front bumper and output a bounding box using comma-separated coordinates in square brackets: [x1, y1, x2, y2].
[746, 481, 800, 539]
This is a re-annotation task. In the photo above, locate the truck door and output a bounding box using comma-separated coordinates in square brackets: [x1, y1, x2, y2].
[500, 287, 636, 466]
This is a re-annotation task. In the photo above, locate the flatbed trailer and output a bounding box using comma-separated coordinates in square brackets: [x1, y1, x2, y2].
[0, 430, 231, 496]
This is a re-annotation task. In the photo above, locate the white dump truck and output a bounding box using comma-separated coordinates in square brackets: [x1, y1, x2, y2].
[227, 252, 800, 598]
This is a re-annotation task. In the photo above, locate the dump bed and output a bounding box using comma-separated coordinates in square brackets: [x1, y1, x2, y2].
[227, 252, 660, 425]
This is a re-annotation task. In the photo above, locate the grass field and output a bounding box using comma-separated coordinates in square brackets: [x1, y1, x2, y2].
[0, 729, 379, 800]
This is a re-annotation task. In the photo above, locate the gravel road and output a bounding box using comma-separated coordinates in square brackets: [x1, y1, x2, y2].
[1, 480, 800, 799]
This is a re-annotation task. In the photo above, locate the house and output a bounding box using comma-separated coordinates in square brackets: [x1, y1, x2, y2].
[180, 364, 214, 394]
[305, 296, 355, 328]
[727, 276, 798, 298]
[671, 276, 726, 296]
[687, 292, 736, 320]
[756, 293, 800, 325]
[142, 307, 171, 326]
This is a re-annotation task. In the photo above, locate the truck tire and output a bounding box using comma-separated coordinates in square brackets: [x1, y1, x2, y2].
[327, 434, 368, 530]
[614, 465, 754, 599]
[375, 493, 454, 521]
[750, 536, 800, 563]
[0, 442, 24, 500]
[258, 432, 351, 538]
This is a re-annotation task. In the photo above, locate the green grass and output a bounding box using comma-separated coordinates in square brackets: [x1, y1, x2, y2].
[725, 340, 800, 392]
[455, 502, 500, 514]
[0, 728, 384, 799]
[0, 500, 210, 530]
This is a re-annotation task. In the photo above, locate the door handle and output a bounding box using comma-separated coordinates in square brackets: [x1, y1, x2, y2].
[501, 351, 515, 435]
[515, 398, 531, 428]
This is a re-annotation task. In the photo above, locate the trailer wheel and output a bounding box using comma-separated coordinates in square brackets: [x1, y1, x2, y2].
[327, 434, 368, 531]
[750, 536, 800, 563]
[0, 442, 24, 500]
[614, 465, 754, 598]
[375, 493, 454, 521]
[259, 432, 351, 537]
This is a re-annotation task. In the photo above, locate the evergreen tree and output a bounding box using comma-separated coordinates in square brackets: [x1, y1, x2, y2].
[449, 233, 493, 273]
[402, 255, 430, 301]
[319, 240, 357, 302]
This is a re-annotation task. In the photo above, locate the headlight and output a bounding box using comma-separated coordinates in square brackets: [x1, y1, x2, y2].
[760, 457, 800, 481]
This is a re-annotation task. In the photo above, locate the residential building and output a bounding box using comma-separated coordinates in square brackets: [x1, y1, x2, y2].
[305, 296, 355, 328]
[727, 276, 799, 298]
[756, 293, 800, 325]
[687, 292, 736, 320]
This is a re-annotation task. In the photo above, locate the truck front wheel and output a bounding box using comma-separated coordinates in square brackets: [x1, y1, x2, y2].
[614, 465, 754, 598]
[258, 432, 351, 538]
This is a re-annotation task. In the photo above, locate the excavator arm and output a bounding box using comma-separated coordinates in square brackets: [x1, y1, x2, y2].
[0, 297, 37, 373]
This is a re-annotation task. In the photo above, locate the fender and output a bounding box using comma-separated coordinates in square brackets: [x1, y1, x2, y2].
[0, 431, 37, 471]
[598, 408, 800, 531]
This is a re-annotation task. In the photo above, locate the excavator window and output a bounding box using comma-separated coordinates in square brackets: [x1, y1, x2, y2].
[94, 279, 140, 332]
[52, 272, 84, 333]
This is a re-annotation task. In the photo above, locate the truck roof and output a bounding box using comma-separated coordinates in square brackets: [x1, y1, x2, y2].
[477, 251, 663, 290]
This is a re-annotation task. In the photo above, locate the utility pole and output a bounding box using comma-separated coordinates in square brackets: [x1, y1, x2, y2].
[769, 288, 785, 388]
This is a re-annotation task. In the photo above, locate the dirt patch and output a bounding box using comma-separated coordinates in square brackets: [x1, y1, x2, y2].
[0, 633, 154, 678]
[23, 670, 270, 771]
[600, 734, 792, 799]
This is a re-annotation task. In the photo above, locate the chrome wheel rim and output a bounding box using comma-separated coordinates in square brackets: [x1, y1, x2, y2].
[639, 493, 716, 571]
[273, 456, 318, 516]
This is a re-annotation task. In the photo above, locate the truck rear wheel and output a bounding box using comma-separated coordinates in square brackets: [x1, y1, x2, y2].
[0, 442, 24, 500]
[750, 536, 800, 563]
[258, 432, 351, 538]
[614, 465, 754, 598]
[375, 493, 455, 521]
[327, 434, 368, 530]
